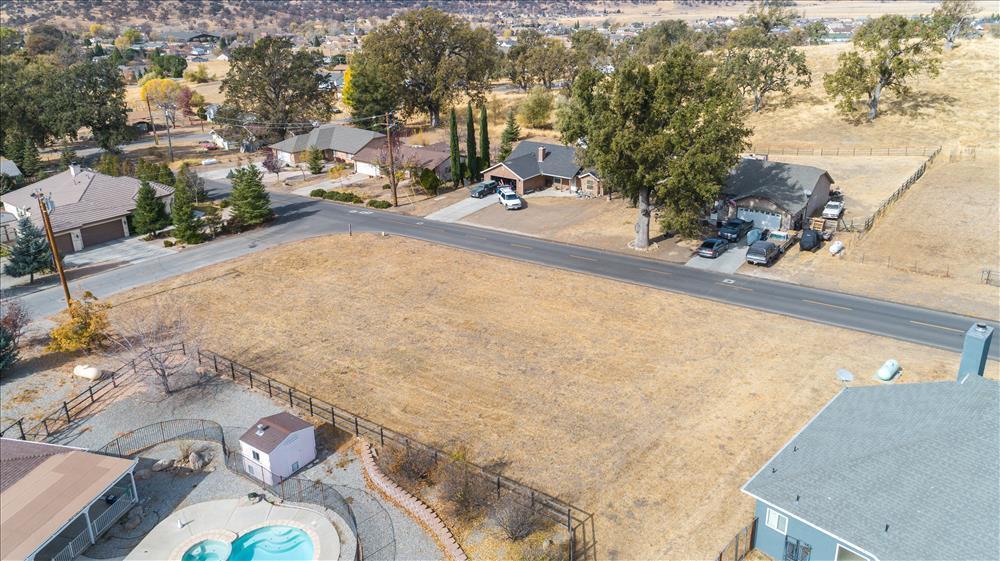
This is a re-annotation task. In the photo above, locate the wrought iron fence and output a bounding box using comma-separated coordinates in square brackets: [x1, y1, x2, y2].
[197, 349, 597, 561]
[715, 517, 756, 561]
[95, 418, 224, 458]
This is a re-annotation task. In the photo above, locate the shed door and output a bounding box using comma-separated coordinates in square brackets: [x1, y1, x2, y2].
[737, 207, 782, 230]
[54, 233, 75, 255]
[80, 219, 125, 247]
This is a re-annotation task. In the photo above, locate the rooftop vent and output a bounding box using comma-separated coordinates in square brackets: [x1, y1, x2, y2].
[958, 323, 994, 382]
[255, 423, 267, 436]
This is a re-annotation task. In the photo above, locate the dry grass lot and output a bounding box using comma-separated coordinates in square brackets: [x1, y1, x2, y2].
[108, 235, 997, 561]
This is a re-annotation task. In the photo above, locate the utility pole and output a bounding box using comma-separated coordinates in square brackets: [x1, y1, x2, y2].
[384, 112, 397, 207]
[32, 191, 72, 309]
[145, 97, 160, 146]
[164, 107, 175, 162]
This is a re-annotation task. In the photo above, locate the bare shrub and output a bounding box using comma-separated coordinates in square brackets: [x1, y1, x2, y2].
[0, 299, 29, 347]
[379, 443, 437, 490]
[177, 441, 194, 461]
[438, 461, 494, 519]
[491, 492, 540, 541]
[520, 538, 569, 561]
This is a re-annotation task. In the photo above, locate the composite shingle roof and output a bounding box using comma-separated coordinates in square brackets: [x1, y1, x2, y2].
[742, 375, 999, 561]
[1, 169, 173, 233]
[723, 159, 833, 214]
[268, 124, 384, 155]
[240, 412, 312, 454]
[498, 140, 587, 179]
[354, 144, 449, 171]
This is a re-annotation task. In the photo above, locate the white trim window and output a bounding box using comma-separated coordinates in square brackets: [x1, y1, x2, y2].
[765, 508, 788, 535]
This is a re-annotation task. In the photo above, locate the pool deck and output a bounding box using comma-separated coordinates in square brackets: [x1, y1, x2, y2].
[126, 498, 354, 561]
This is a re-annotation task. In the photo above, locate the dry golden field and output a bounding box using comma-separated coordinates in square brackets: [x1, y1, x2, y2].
[108, 234, 997, 561]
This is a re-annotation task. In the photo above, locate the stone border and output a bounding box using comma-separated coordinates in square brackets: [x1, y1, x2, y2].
[355, 440, 468, 561]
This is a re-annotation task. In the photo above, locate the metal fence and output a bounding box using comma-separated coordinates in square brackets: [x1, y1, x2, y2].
[95, 418, 225, 457]
[751, 145, 939, 157]
[841, 147, 942, 235]
[0, 343, 186, 442]
[197, 349, 597, 561]
[715, 517, 756, 561]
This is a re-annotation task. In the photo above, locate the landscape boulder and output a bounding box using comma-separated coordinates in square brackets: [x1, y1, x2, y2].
[189, 451, 207, 470]
[152, 459, 174, 472]
[123, 507, 143, 530]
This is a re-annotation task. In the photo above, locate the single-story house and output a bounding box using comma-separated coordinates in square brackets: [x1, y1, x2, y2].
[482, 140, 603, 196]
[717, 158, 833, 231]
[164, 30, 220, 43]
[0, 438, 139, 561]
[743, 323, 997, 561]
[239, 412, 316, 486]
[354, 143, 453, 180]
[268, 124, 385, 166]
[0, 156, 22, 178]
[1, 165, 173, 254]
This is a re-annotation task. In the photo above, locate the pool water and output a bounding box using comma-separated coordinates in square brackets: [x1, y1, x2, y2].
[183, 526, 314, 561]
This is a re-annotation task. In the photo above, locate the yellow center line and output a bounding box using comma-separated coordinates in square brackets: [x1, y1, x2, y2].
[909, 320, 964, 333]
[569, 254, 598, 261]
[510, 243, 533, 249]
[716, 282, 753, 292]
[802, 299, 852, 311]
[639, 267, 672, 276]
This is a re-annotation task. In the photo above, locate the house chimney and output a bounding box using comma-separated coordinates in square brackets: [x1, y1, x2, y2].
[537, 146, 545, 163]
[69, 163, 80, 177]
[957, 323, 994, 381]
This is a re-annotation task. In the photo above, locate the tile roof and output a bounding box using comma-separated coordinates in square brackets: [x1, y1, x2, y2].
[723, 159, 833, 215]
[1, 169, 173, 234]
[742, 376, 999, 561]
[269, 124, 384, 155]
[240, 412, 313, 454]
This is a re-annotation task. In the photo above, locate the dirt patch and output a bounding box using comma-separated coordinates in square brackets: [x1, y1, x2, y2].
[105, 234, 995, 561]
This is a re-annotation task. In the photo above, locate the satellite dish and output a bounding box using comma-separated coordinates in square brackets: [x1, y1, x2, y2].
[836, 369, 854, 383]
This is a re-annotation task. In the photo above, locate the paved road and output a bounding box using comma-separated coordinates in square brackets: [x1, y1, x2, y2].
[15, 181, 999, 359]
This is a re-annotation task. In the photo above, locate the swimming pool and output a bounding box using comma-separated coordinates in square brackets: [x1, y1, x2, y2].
[183, 526, 314, 561]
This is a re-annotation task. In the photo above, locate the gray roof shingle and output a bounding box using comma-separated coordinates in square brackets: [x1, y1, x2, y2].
[503, 140, 588, 179]
[743, 376, 999, 561]
[723, 159, 833, 214]
[269, 124, 384, 155]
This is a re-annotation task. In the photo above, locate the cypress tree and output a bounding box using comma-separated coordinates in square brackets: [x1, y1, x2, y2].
[465, 104, 478, 182]
[449, 108, 461, 187]
[498, 110, 521, 161]
[20, 141, 40, 178]
[132, 180, 168, 235]
[479, 105, 490, 170]
[3, 216, 52, 283]
[171, 174, 202, 244]
[230, 165, 272, 227]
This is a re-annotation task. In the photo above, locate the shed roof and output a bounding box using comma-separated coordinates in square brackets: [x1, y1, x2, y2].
[1, 169, 173, 233]
[0, 438, 135, 560]
[269, 124, 384, 155]
[240, 412, 313, 454]
[742, 376, 999, 561]
[723, 159, 832, 214]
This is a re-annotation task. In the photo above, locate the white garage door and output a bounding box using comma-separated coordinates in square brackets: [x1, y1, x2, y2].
[737, 207, 782, 230]
[355, 161, 382, 177]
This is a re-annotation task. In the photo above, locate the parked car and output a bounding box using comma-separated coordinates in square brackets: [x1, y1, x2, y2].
[697, 238, 730, 259]
[468, 180, 498, 198]
[822, 200, 845, 219]
[497, 187, 523, 210]
[718, 218, 754, 242]
[746, 241, 781, 266]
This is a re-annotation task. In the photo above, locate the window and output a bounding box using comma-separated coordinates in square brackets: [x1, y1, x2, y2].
[252, 450, 260, 461]
[766, 508, 788, 534]
[292, 461, 300, 472]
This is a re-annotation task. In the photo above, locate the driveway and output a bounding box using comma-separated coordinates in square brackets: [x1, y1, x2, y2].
[425, 193, 497, 223]
[64, 236, 176, 268]
[685, 241, 749, 274]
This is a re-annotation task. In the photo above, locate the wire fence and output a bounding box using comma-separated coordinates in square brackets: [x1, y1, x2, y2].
[0, 343, 185, 442]
[196, 349, 597, 561]
[751, 145, 940, 157]
[715, 517, 756, 561]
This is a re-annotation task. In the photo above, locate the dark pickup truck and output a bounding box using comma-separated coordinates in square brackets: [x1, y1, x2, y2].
[718, 218, 754, 242]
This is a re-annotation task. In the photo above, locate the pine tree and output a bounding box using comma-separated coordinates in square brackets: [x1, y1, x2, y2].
[465, 104, 478, 182]
[20, 141, 40, 178]
[307, 146, 325, 174]
[312, 35, 322, 47]
[3, 135, 25, 169]
[449, 108, 461, 187]
[498, 110, 521, 161]
[157, 163, 175, 185]
[3, 216, 52, 283]
[0, 174, 18, 196]
[479, 105, 490, 170]
[0, 324, 17, 372]
[171, 174, 202, 244]
[132, 180, 168, 235]
[230, 165, 272, 227]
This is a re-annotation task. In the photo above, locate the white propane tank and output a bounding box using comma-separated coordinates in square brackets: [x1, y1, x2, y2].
[201, 158, 219, 166]
[830, 240, 845, 255]
[73, 364, 101, 381]
[876, 359, 900, 381]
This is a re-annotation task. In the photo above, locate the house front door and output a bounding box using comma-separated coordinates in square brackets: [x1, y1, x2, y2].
[784, 537, 812, 561]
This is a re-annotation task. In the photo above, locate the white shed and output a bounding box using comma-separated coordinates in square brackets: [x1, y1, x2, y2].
[239, 412, 316, 485]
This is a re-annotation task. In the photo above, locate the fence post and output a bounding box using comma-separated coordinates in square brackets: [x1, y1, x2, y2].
[197, 351, 202, 365]
[181, 341, 186, 356]
[43, 418, 50, 437]
[213, 355, 219, 373]
[64, 402, 71, 424]
[288, 388, 293, 407]
[267, 379, 272, 397]
[354, 417, 359, 436]
[89, 386, 95, 403]
[231, 362, 236, 381]
[117, 439, 123, 457]
[330, 406, 336, 428]
[497, 475, 501, 499]
[249, 370, 254, 389]
[112, 371, 117, 388]
[132, 360, 137, 375]
[309, 397, 314, 416]
[17, 419, 25, 440]
[379, 426, 384, 446]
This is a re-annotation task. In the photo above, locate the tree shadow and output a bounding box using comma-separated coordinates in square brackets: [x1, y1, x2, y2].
[881, 90, 958, 119]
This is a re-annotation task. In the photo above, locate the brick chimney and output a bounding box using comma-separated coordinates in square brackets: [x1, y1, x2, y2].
[958, 323, 994, 381]
[537, 146, 545, 163]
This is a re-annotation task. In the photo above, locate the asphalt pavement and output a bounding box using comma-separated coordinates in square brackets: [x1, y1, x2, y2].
[13, 179, 1000, 360]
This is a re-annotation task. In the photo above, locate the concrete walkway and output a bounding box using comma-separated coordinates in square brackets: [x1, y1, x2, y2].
[291, 173, 369, 196]
[425, 194, 497, 223]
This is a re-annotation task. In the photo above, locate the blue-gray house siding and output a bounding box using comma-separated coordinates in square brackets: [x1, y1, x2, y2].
[752, 500, 875, 561]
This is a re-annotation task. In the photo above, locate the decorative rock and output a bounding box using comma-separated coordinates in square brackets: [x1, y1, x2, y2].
[73, 364, 101, 381]
[189, 451, 206, 470]
[123, 508, 142, 530]
[151, 459, 174, 472]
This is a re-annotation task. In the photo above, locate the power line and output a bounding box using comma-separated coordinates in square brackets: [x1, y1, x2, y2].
[210, 111, 394, 129]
